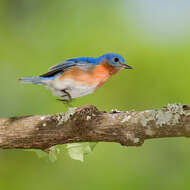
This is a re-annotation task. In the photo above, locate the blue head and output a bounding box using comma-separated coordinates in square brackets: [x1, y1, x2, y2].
[98, 53, 132, 69]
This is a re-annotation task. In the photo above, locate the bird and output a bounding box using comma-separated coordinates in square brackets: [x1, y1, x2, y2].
[19, 53, 132, 102]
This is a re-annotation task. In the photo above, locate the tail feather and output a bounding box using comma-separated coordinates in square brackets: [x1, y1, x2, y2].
[19, 77, 43, 84]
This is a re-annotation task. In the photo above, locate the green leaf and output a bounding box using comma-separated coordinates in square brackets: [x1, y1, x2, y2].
[34, 150, 48, 158]
[48, 147, 61, 162]
[23, 149, 47, 158]
[66, 142, 98, 162]
[23, 142, 97, 162]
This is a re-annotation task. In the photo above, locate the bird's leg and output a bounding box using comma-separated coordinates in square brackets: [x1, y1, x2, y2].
[61, 89, 72, 101]
[56, 89, 73, 107]
[56, 98, 73, 108]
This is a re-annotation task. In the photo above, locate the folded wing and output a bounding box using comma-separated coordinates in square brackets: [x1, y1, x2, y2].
[40, 57, 98, 78]
[40, 61, 75, 77]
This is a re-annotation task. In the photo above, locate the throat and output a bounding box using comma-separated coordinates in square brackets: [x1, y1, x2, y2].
[92, 63, 120, 89]
[93, 63, 120, 79]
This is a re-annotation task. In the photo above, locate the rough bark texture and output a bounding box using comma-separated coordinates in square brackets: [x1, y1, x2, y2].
[0, 104, 190, 151]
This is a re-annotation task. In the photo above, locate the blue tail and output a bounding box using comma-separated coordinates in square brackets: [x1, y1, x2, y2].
[19, 77, 43, 84]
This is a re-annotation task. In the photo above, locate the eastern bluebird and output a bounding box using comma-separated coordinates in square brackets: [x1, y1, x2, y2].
[19, 53, 132, 101]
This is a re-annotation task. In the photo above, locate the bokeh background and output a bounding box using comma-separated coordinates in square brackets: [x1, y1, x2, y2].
[1, 0, 190, 189]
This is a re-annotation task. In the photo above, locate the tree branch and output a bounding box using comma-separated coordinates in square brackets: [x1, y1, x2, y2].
[0, 104, 190, 151]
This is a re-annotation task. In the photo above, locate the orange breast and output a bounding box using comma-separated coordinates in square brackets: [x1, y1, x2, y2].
[93, 60, 120, 88]
[58, 59, 120, 89]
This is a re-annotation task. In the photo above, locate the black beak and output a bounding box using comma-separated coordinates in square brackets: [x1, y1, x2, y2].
[122, 64, 132, 69]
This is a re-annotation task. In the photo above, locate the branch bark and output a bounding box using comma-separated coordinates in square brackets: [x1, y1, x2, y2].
[0, 104, 190, 151]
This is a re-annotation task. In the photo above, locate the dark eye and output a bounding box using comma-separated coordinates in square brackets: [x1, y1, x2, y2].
[113, 57, 119, 62]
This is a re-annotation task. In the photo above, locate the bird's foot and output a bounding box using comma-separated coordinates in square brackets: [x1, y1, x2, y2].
[56, 98, 73, 108]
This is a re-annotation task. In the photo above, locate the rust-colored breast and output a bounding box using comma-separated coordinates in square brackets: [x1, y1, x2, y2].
[58, 67, 96, 84]
[92, 59, 120, 89]
[94, 59, 120, 77]
[58, 59, 120, 88]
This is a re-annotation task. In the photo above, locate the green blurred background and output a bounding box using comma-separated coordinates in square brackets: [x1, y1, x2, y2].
[1, 0, 190, 189]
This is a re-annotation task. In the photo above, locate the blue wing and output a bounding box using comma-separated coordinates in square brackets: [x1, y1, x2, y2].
[40, 57, 98, 78]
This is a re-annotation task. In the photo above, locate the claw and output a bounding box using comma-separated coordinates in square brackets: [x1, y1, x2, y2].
[56, 98, 73, 108]
[56, 89, 73, 108]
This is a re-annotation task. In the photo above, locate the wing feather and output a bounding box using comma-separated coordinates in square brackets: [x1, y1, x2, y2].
[40, 61, 76, 77]
[40, 57, 98, 78]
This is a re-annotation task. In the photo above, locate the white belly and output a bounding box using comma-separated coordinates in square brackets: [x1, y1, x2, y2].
[47, 78, 97, 99]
